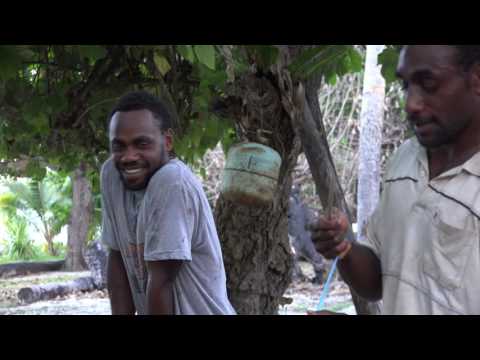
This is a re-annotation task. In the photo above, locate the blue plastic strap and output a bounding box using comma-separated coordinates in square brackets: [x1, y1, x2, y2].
[316, 256, 339, 312]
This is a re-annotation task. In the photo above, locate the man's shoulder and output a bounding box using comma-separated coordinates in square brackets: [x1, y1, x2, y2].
[100, 157, 123, 193]
[392, 137, 420, 160]
[384, 137, 421, 177]
[149, 159, 193, 188]
[100, 157, 115, 179]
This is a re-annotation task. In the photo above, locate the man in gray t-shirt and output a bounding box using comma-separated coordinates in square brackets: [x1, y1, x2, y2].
[101, 91, 235, 315]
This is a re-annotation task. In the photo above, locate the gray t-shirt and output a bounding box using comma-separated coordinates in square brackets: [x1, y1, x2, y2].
[101, 158, 235, 315]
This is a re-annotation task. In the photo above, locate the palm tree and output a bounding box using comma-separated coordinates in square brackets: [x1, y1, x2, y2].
[0, 171, 72, 256]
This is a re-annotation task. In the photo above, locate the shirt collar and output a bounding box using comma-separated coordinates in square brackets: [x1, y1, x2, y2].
[462, 151, 480, 177]
[415, 138, 480, 179]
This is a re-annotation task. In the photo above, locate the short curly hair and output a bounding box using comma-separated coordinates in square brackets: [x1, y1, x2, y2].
[452, 45, 480, 70]
[109, 91, 172, 132]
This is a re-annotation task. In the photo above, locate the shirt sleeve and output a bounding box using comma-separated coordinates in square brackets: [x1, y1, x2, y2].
[143, 182, 194, 262]
[358, 208, 381, 258]
[100, 161, 120, 251]
[101, 201, 120, 251]
[357, 145, 402, 259]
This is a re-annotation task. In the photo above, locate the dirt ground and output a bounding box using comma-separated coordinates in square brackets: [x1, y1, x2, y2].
[0, 262, 355, 315]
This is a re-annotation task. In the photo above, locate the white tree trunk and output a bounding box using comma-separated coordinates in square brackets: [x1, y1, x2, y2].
[357, 45, 386, 242]
[357, 45, 385, 315]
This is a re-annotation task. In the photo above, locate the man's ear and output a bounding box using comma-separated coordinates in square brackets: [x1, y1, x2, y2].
[164, 128, 174, 152]
[470, 63, 480, 96]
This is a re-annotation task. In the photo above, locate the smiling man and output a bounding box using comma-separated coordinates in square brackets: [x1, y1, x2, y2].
[310, 45, 480, 315]
[101, 91, 235, 315]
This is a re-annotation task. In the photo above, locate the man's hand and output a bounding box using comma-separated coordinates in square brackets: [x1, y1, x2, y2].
[309, 209, 351, 260]
[107, 249, 136, 315]
[145, 260, 183, 315]
[310, 209, 383, 302]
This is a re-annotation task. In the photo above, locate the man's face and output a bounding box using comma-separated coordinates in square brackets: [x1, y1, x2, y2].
[109, 109, 172, 190]
[396, 45, 479, 149]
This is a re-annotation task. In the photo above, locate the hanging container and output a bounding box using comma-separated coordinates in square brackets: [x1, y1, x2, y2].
[220, 142, 282, 207]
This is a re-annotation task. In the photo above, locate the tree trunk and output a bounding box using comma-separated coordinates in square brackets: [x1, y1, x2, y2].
[64, 162, 92, 271]
[215, 71, 302, 314]
[355, 45, 386, 315]
[39, 215, 57, 257]
[17, 276, 96, 304]
[357, 45, 385, 242]
[83, 240, 107, 289]
[45, 232, 57, 257]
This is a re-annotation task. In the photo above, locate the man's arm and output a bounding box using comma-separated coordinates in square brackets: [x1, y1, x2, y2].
[311, 211, 383, 302]
[145, 260, 183, 315]
[338, 243, 382, 302]
[107, 249, 136, 315]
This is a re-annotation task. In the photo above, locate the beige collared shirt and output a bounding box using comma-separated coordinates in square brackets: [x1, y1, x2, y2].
[360, 138, 480, 315]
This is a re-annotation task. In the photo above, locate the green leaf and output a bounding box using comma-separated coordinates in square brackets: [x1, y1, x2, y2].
[327, 73, 338, 86]
[23, 96, 49, 132]
[289, 45, 360, 80]
[230, 46, 250, 76]
[0, 80, 6, 103]
[177, 45, 195, 63]
[77, 46, 107, 62]
[194, 45, 216, 70]
[192, 95, 209, 113]
[246, 45, 280, 69]
[204, 117, 220, 140]
[288, 46, 328, 75]
[379, 47, 400, 83]
[221, 126, 236, 155]
[153, 53, 171, 76]
[0, 46, 23, 81]
[4, 78, 32, 107]
[16, 46, 35, 62]
[32, 113, 49, 134]
[25, 160, 46, 181]
[197, 65, 227, 89]
[46, 94, 68, 114]
[347, 48, 364, 73]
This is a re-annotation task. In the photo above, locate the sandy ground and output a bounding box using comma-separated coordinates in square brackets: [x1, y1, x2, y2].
[0, 262, 355, 315]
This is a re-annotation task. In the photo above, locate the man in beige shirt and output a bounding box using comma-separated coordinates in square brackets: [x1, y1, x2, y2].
[310, 45, 480, 315]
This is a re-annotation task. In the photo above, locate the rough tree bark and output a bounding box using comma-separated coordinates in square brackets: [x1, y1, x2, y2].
[64, 162, 92, 271]
[215, 70, 302, 315]
[44, 230, 57, 257]
[357, 45, 385, 242]
[83, 240, 107, 289]
[355, 45, 386, 315]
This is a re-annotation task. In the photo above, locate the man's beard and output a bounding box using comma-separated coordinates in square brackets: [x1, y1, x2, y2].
[114, 146, 170, 190]
[409, 116, 456, 149]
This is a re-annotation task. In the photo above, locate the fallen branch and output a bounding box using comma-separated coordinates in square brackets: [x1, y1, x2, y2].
[15, 240, 108, 305]
[17, 276, 97, 304]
